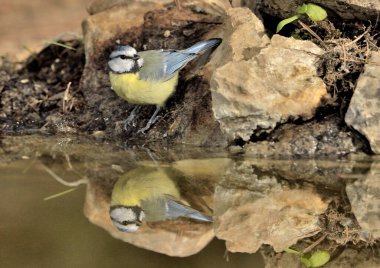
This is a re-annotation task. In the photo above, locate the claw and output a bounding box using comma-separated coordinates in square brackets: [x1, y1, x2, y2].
[137, 106, 162, 134]
[124, 106, 141, 130]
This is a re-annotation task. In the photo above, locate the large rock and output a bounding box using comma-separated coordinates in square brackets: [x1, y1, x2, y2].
[211, 10, 327, 141]
[346, 161, 380, 240]
[345, 51, 380, 154]
[214, 160, 329, 253]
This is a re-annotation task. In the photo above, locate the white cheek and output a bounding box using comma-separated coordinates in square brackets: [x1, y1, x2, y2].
[113, 221, 140, 233]
[108, 58, 134, 73]
[137, 58, 144, 68]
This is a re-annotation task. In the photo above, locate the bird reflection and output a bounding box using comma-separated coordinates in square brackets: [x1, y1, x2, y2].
[109, 166, 213, 233]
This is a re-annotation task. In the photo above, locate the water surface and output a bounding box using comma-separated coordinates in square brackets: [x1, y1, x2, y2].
[1, 135, 379, 267]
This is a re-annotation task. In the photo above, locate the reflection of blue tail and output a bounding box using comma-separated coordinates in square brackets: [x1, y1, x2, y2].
[166, 198, 213, 222]
[184, 38, 222, 55]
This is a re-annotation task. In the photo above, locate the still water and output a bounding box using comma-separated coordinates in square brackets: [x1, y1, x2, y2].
[0, 160, 263, 267]
[1, 135, 379, 267]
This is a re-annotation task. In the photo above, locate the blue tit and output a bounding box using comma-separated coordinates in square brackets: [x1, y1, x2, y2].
[108, 38, 222, 132]
[109, 166, 213, 233]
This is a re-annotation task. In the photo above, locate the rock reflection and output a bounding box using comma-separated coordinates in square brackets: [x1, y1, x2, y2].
[346, 160, 380, 240]
[83, 159, 231, 257]
[214, 160, 329, 253]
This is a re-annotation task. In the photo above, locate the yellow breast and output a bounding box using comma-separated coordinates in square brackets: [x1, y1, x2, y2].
[111, 167, 180, 207]
[109, 72, 179, 107]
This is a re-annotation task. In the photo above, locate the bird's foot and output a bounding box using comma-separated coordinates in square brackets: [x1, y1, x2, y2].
[137, 106, 162, 134]
[137, 115, 162, 134]
[124, 106, 141, 131]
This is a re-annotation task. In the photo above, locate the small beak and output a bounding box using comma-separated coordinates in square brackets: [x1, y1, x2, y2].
[133, 55, 140, 60]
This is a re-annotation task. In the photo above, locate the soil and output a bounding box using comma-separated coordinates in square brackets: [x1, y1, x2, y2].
[0, 39, 85, 134]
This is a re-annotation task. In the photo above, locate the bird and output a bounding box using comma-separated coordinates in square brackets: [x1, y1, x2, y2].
[108, 38, 222, 133]
[109, 166, 213, 233]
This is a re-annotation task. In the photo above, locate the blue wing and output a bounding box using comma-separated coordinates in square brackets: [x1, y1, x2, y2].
[141, 195, 213, 222]
[138, 38, 222, 81]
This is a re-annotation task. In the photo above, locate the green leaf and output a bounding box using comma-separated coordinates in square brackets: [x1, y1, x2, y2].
[300, 256, 311, 268]
[308, 251, 331, 267]
[276, 15, 300, 33]
[304, 3, 328, 21]
[284, 248, 301, 254]
[296, 3, 308, 14]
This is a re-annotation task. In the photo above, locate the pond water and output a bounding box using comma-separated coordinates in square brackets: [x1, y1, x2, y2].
[1, 135, 379, 267]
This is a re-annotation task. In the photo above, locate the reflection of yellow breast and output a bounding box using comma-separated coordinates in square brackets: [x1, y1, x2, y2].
[109, 72, 179, 107]
[111, 168, 180, 207]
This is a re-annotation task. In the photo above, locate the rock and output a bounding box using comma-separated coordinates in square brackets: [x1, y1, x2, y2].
[247, 0, 380, 21]
[346, 161, 380, 240]
[214, 7, 270, 64]
[245, 116, 358, 157]
[83, 161, 218, 257]
[214, 160, 329, 253]
[345, 51, 380, 154]
[82, 1, 163, 61]
[210, 8, 327, 141]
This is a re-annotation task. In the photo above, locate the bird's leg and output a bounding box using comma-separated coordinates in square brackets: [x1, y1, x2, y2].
[137, 106, 162, 134]
[124, 106, 141, 130]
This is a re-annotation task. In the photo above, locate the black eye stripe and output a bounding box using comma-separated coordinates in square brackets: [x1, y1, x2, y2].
[110, 217, 138, 225]
[118, 55, 139, 60]
[119, 55, 130, 60]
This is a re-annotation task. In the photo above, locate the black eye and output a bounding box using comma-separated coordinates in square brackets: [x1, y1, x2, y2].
[120, 55, 127, 60]
[122, 221, 128, 225]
